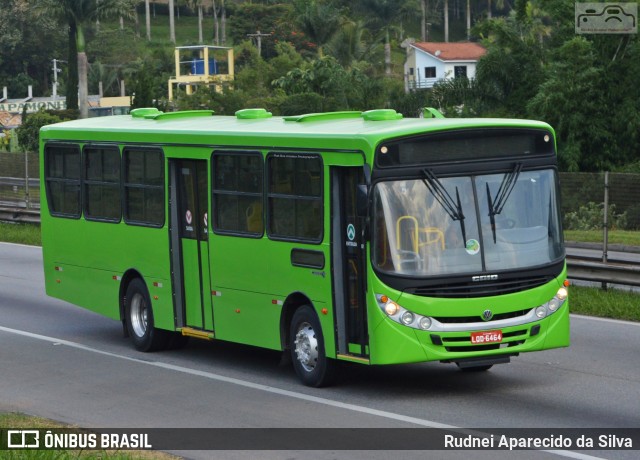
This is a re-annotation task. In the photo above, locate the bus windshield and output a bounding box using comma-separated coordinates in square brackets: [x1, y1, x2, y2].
[372, 168, 563, 277]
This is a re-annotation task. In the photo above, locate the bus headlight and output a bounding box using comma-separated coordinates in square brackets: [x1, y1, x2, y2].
[535, 286, 568, 318]
[376, 294, 433, 331]
[385, 301, 400, 316]
[556, 287, 568, 301]
[548, 297, 562, 312]
[418, 316, 432, 330]
[400, 311, 415, 326]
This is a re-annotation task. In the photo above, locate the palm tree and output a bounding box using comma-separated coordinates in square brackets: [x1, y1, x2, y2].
[294, 0, 342, 58]
[466, 0, 471, 40]
[169, 0, 176, 43]
[212, 0, 219, 44]
[360, 0, 404, 75]
[211, 0, 225, 44]
[197, 0, 203, 44]
[487, 0, 506, 19]
[326, 20, 371, 67]
[89, 61, 120, 96]
[187, 0, 204, 43]
[444, 0, 449, 42]
[39, 0, 135, 118]
[145, 0, 151, 41]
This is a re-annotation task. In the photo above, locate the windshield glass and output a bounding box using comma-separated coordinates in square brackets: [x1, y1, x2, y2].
[372, 169, 563, 277]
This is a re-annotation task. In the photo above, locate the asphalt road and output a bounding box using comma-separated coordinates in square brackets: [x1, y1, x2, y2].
[0, 242, 639, 460]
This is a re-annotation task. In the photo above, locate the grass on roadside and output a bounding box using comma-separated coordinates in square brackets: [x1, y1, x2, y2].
[0, 223, 41, 246]
[564, 229, 640, 247]
[0, 413, 179, 460]
[569, 285, 640, 322]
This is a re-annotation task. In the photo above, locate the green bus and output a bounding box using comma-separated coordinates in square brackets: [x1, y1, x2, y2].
[40, 107, 569, 387]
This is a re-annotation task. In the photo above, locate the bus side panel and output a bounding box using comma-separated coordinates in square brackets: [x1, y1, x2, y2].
[41, 217, 174, 330]
[209, 234, 279, 348]
[208, 236, 334, 353]
[212, 288, 282, 350]
[265, 241, 335, 357]
[45, 264, 121, 320]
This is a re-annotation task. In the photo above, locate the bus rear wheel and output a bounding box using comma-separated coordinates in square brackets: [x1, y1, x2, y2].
[125, 278, 168, 352]
[290, 306, 335, 387]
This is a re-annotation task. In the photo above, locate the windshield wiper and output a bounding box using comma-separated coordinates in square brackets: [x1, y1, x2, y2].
[422, 169, 466, 247]
[486, 163, 522, 243]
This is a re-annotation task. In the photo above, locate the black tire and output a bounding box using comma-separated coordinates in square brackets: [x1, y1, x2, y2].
[124, 278, 169, 352]
[290, 305, 335, 387]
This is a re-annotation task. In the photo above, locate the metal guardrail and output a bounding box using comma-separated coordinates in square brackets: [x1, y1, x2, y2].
[566, 255, 640, 287]
[0, 206, 40, 224]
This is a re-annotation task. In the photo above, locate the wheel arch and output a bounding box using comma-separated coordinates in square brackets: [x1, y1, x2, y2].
[119, 269, 146, 331]
[279, 291, 315, 351]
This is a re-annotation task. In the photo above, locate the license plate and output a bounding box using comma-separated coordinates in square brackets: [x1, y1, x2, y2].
[470, 330, 503, 344]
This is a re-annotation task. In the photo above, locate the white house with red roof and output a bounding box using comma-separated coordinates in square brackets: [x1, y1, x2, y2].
[403, 41, 487, 91]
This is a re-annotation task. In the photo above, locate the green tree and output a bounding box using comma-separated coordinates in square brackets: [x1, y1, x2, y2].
[472, 5, 550, 117]
[326, 19, 376, 68]
[227, 3, 298, 59]
[88, 61, 119, 96]
[1, 0, 66, 97]
[293, 0, 342, 58]
[358, 0, 404, 75]
[16, 110, 63, 153]
[38, 0, 136, 118]
[355, 0, 421, 75]
[272, 56, 387, 111]
[527, 37, 609, 171]
[130, 61, 156, 109]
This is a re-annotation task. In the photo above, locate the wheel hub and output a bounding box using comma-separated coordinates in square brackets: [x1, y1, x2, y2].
[130, 293, 148, 338]
[294, 322, 318, 372]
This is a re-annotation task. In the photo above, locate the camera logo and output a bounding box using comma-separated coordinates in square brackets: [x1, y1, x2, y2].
[576, 3, 637, 34]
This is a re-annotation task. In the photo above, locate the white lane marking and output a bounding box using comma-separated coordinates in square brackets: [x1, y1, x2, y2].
[0, 325, 606, 460]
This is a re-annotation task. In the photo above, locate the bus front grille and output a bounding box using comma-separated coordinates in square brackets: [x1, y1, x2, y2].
[406, 276, 552, 298]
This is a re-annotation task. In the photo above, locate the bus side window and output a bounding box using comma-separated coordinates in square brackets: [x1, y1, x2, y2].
[267, 154, 323, 243]
[123, 148, 165, 227]
[212, 151, 263, 236]
[84, 145, 121, 222]
[44, 144, 82, 218]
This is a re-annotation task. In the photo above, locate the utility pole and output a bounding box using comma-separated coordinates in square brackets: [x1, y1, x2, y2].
[246, 30, 271, 57]
[52, 59, 66, 99]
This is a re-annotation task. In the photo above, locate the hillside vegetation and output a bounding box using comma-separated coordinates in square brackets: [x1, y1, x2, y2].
[2, 0, 640, 172]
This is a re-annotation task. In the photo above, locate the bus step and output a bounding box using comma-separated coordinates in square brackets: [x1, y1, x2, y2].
[180, 327, 215, 340]
[337, 353, 370, 364]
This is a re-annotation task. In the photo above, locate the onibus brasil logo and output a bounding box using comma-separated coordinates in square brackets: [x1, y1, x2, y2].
[3, 429, 152, 450]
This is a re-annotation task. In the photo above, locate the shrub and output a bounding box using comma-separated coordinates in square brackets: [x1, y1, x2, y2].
[564, 202, 628, 231]
[16, 110, 64, 153]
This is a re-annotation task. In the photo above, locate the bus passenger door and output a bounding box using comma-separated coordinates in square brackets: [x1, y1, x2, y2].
[331, 167, 369, 359]
[169, 159, 213, 332]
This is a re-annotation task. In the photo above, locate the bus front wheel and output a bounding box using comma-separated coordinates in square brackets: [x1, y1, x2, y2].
[125, 278, 168, 352]
[290, 306, 335, 387]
